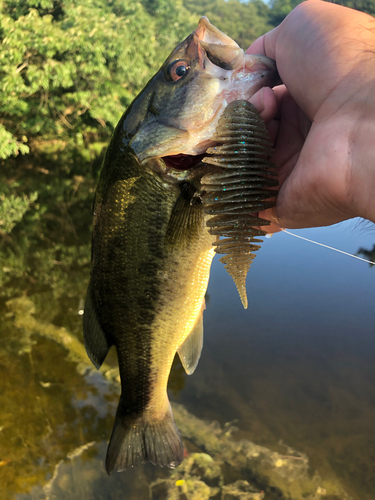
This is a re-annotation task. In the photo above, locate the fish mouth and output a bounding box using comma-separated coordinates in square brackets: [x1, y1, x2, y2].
[194, 17, 279, 86]
[161, 153, 207, 171]
[134, 16, 280, 172]
[195, 16, 241, 48]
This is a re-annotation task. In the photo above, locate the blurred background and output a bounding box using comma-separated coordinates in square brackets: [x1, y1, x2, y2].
[1, 1, 375, 499]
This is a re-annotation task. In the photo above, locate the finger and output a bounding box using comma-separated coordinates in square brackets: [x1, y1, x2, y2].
[260, 222, 283, 234]
[256, 207, 284, 233]
[257, 207, 283, 232]
[246, 26, 280, 60]
[272, 85, 287, 120]
[272, 91, 309, 172]
[248, 86, 278, 123]
[246, 34, 267, 56]
[267, 119, 280, 146]
[248, 87, 281, 154]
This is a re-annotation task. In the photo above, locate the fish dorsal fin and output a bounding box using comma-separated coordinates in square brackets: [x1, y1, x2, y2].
[83, 282, 113, 369]
[177, 305, 204, 375]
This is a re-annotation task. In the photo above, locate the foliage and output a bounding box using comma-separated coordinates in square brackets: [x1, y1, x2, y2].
[0, 191, 38, 233]
[0, 0, 195, 160]
[0, 0, 195, 305]
[334, 0, 375, 15]
[0, 124, 29, 158]
[268, 0, 302, 25]
[269, 0, 375, 25]
[1, 0, 373, 162]
[183, 0, 273, 49]
[0, 145, 94, 301]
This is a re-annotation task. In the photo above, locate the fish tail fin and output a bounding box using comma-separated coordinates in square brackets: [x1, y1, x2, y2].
[105, 399, 183, 473]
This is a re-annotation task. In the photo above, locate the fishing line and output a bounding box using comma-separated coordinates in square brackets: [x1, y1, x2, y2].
[283, 230, 375, 265]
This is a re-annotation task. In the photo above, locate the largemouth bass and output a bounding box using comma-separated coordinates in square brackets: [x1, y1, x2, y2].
[83, 17, 279, 473]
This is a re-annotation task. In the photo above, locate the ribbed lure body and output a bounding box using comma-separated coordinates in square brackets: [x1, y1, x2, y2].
[201, 100, 278, 308]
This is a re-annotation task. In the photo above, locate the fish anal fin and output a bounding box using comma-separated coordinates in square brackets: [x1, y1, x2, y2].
[106, 399, 183, 473]
[83, 282, 113, 369]
[178, 305, 204, 375]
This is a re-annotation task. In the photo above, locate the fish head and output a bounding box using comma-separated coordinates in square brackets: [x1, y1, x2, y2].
[123, 17, 279, 176]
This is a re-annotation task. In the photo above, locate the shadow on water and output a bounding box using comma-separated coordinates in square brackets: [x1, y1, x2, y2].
[1, 149, 375, 499]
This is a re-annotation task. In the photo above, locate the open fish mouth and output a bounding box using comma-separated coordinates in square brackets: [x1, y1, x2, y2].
[161, 153, 207, 171]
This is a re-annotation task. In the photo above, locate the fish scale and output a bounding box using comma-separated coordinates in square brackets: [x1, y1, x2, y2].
[201, 100, 278, 309]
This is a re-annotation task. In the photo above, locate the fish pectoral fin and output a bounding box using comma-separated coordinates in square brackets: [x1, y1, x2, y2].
[178, 308, 204, 375]
[165, 181, 204, 249]
[83, 282, 113, 369]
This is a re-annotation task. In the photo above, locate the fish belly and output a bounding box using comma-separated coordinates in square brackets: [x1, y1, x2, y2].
[147, 243, 215, 417]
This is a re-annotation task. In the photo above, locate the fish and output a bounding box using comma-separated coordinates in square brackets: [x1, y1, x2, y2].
[83, 17, 279, 473]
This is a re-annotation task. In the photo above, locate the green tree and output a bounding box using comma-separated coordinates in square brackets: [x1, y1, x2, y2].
[183, 0, 273, 49]
[268, 0, 302, 25]
[269, 0, 375, 26]
[0, 0, 196, 263]
[334, 0, 375, 15]
[0, 0, 194, 160]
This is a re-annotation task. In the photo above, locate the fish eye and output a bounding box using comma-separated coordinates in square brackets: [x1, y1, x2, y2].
[169, 60, 189, 82]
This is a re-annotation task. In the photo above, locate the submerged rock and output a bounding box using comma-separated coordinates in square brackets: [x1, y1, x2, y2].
[150, 453, 222, 500]
[222, 480, 264, 500]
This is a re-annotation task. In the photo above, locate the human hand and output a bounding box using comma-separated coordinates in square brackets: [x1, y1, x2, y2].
[247, 0, 375, 230]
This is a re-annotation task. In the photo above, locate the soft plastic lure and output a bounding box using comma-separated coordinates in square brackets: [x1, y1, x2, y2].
[201, 100, 278, 308]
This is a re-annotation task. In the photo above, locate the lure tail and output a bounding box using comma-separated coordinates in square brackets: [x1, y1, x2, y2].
[106, 397, 183, 473]
[201, 100, 278, 308]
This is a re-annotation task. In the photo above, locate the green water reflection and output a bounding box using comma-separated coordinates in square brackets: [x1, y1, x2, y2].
[1, 151, 374, 499]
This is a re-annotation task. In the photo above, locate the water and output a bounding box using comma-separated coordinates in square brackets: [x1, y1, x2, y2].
[1, 163, 374, 500]
[200, 224, 375, 498]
